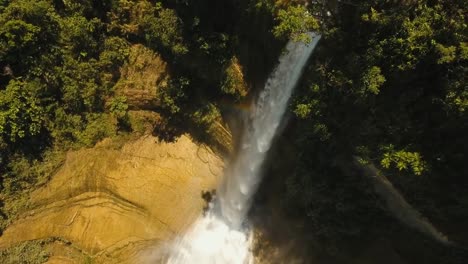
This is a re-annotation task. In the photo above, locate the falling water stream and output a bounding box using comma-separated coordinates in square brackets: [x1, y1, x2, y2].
[167, 33, 321, 264]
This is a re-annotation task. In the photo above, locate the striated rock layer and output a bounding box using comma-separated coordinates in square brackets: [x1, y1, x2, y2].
[0, 135, 224, 263]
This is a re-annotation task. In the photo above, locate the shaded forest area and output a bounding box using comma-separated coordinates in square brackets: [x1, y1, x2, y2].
[1, 0, 467, 262]
[286, 0, 467, 240]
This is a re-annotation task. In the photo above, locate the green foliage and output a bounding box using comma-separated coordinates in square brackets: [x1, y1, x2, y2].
[0, 80, 44, 142]
[290, 0, 467, 182]
[59, 15, 102, 58]
[360, 66, 385, 95]
[99, 36, 130, 70]
[59, 58, 105, 113]
[380, 145, 426, 176]
[77, 114, 116, 147]
[109, 96, 130, 130]
[460, 42, 468, 60]
[141, 6, 188, 55]
[0, 20, 40, 52]
[108, 0, 154, 35]
[3, 149, 64, 196]
[0, 0, 60, 71]
[196, 33, 231, 64]
[294, 103, 312, 119]
[159, 77, 190, 114]
[60, 0, 95, 16]
[273, 5, 319, 43]
[293, 83, 322, 119]
[109, 96, 129, 119]
[191, 103, 221, 131]
[446, 88, 468, 113]
[250, 0, 275, 13]
[0, 0, 131, 207]
[435, 44, 457, 64]
[49, 108, 84, 147]
[0, 239, 50, 264]
[221, 57, 247, 100]
[0, 0, 7, 11]
[46, 109, 114, 149]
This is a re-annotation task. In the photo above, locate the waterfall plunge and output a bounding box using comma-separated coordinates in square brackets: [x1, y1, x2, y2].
[166, 33, 321, 264]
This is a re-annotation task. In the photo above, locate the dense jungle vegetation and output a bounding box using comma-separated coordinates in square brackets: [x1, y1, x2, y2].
[0, 0, 467, 262]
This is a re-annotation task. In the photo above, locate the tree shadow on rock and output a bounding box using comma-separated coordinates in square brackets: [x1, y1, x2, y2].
[152, 117, 185, 143]
[201, 189, 216, 216]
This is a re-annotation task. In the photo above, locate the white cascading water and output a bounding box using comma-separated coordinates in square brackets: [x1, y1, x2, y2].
[166, 32, 321, 264]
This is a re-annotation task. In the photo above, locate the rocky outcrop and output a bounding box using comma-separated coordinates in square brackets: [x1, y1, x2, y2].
[0, 135, 224, 263]
[114, 44, 169, 110]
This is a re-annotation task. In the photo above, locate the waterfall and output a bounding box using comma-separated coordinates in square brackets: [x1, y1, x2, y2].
[166, 32, 321, 264]
[219, 33, 321, 228]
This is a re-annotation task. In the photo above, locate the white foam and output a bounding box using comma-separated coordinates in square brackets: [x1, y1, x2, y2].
[167, 212, 253, 264]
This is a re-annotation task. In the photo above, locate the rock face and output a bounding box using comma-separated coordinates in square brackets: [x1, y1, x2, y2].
[0, 135, 224, 263]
